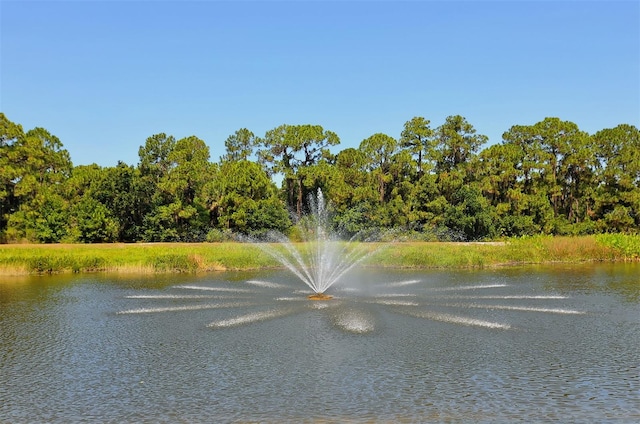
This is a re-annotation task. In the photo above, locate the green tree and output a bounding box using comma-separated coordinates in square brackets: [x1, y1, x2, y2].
[69, 197, 119, 243]
[138, 133, 176, 181]
[11, 127, 72, 199]
[431, 115, 487, 220]
[329, 148, 377, 235]
[400, 116, 435, 177]
[444, 185, 498, 241]
[3, 125, 72, 242]
[0, 114, 24, 236]
[259, 124, 339, 216]
[502, 118, 596, 233]
[63, 164, 107, 241]
[476, 143, 534, 235]
[534, 118, 594, 224]
[100, 163, 145, 241]
[137, 133, 177, 240]
[143, 135, 213, 241]
[407, 172, 446, 231]
[356, 133, 417, 229]
[359, 133, 398, 203]
[592, 124, 640, 232]
[6, 188, 69, 243]
[208, 160, 289, 236]
[434, 115, 487, 174]
[477, 143, 523, 206]
[66, 163, 145, 241]
[221, 128, 260, 162]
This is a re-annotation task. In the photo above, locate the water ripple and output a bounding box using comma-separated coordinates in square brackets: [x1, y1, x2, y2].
[401, 309, 512, 329]
[207, 308, 300, 328]
[117, 302, 256, 314]
[174, 284, 253, 293]
[428, 283, 508, 292]
[440, 303, 586, 315]
[245, 280, 289, 289]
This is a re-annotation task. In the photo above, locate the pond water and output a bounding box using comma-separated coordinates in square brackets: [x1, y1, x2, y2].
[1, 264, 639, 423]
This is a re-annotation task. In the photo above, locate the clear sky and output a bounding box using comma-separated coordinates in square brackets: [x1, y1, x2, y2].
[2, 0, 639, 167]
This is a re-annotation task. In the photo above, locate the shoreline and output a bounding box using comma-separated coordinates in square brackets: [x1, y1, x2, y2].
[0, 235, 638, 277]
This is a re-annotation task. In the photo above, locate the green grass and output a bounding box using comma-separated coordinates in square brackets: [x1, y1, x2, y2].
[0, 235, 638, 276]
[363, 235, 636, 268]
[0, 243, 277, 275]
[595, 233, 640, 260]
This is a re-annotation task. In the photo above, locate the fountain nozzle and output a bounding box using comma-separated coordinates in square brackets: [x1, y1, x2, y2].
[307, 293, 334, 301]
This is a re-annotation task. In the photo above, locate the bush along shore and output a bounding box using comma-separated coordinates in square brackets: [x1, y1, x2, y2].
[0, 235, 638, 276]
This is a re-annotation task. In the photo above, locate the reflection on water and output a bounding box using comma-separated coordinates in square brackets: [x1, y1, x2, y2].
[1, 264, 639, 422]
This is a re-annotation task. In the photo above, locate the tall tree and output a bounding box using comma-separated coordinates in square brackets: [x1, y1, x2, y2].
[534, 118, 594, 223]
[400, 116, 435, 177]
[0, 114, 24, 236]
[3, 126, 72, 242]
[138, 133, 176, 183]
[12, 127, 72, 198]
[207, 160, 289, 236]
[476, 142, 540, 235]
[359, 133, 398, 204]
[503, 117, 595, 232]
[150, 135, 213, 241]
[138, 134, 214, 241]
[329, 148, 376, 234]
[592, 124, 640, 232]
[477, 143, 523, 206]
[63, 164, 116, 242]
[220, 128, 260, 162]
[258, 124, 339, 216]
[87, 162, 145, 241]
[434, 115, 487, 174]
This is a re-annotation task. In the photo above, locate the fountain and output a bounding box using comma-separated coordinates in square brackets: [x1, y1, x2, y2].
[117, 190, 588, 337]
[255, 189, 378, 299]
[117, 197, 590, 335]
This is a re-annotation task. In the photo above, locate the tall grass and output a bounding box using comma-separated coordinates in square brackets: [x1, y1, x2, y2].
[595, 233, 640, 260]
[365, 235, 628, 268]
[0, 235, 637, 276]
[0, 243, 277, 275]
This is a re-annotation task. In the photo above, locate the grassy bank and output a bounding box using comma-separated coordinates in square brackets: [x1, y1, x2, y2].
[373, 235, 639, 268]
[0, 235, 638, 276]
[0, 243, 278, 276]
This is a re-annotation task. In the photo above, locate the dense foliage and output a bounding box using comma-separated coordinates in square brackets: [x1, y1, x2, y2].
[1, 113, 638, 243]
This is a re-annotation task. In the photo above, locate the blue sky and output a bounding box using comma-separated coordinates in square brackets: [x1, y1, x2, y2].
[2, 0, 639, 167]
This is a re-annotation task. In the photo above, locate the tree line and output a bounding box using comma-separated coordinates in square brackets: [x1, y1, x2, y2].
[1, 112, 638, 243]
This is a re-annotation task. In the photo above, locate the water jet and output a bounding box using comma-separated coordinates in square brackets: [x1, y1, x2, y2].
[253, 189, 379, 298]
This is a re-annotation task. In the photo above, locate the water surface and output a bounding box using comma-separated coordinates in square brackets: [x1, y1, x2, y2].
[1, 264, 639, 422]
